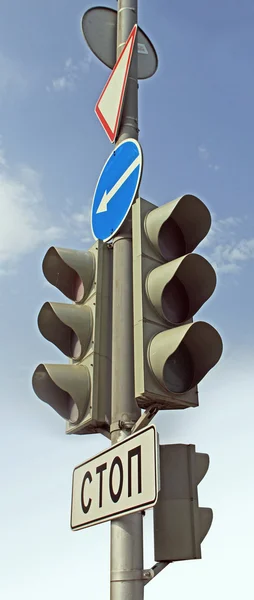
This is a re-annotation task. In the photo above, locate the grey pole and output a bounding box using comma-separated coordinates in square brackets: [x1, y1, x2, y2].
[110, 1, 144, 600]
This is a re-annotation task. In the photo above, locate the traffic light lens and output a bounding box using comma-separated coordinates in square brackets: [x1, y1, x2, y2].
[42, 247, 95, 303]
[163, 344, 194, 393]
[162, 277, 189, 323]
[68, 397, 80, 424]
[71, 331, 82, 360]
[72, 275, 85, 302]
[32, 365, 74, 420]
[38, 303, 93, 360]
[159, 218, 186, 261]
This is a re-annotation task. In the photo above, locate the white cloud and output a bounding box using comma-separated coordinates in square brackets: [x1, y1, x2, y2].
[209, 164, 220, 171]
[52, 76, 74, 92]
[199, 212, 254, 274]
[198, 145, 209, 161]
[212, 239, 254, 269]
[72, 211, 90, 225]
[214, 262, 240, 274]
[0, 145, 64, 272]
[198, 144, 220, 172]
[48, 56, 92, 93]
[62, 204, 93, 246]
[219, 216, 242, 227]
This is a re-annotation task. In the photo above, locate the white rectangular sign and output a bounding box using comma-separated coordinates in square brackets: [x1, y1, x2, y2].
[71, 425, 159, 530]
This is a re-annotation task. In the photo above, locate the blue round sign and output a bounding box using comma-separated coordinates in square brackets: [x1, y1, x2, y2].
[91, 138, 142, 241]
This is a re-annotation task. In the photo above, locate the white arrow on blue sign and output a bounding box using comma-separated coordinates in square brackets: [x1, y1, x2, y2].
[91, 138, 142, 241]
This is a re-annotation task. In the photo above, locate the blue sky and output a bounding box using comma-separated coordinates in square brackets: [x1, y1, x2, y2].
[1, 0, 254, 598]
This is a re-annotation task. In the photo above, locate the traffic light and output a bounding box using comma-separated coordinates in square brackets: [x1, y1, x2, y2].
[132, 195, 223, 409]
[32, 240, 112, 435]
[154, 444, 213, 561]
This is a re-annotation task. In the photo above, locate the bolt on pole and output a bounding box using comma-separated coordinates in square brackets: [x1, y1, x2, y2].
[110, 1, 144, 600]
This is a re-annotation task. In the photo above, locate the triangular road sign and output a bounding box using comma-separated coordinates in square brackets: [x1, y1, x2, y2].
[95, 24, 137, 143]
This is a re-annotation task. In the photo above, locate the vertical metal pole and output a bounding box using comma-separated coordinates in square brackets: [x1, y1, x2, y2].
[110, 1, 143, 600]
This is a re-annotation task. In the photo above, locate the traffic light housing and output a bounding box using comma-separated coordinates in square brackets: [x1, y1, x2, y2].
[154, 444, 213, 561]
[32, 240, 112, 435]
[132, 196, 223, 409]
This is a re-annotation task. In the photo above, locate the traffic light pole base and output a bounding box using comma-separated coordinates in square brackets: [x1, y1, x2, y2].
[110, 512, 144, 600]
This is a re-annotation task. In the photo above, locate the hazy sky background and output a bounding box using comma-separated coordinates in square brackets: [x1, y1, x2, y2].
[1, 0, 254, 598]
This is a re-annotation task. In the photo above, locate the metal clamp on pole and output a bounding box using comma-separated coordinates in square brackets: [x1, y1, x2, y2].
[110, 420, 135, 434]
[111, 569, 145, 582]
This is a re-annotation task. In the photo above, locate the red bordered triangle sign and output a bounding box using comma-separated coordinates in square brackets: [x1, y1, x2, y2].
[95, 24, 137, 143]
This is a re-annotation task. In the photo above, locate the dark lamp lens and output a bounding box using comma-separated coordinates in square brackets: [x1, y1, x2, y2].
[163, 344, 194, 393]
[158, 218, 186, 261]
[162, 277, 189, 324]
